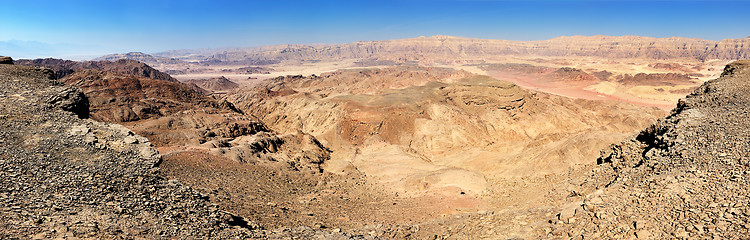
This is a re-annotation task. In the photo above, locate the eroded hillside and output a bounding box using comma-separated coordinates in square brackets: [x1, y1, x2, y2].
[207, 66, 666, 238]
[98, 36, 735, 112]
[8, 53, 750, 239]
[0, 63, 256, 238]
[0, 59, 377, 239]
[546, 59, 750, 238]
[229, 67, 662, 189]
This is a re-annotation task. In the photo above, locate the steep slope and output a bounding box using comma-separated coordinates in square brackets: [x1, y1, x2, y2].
[155, 35, 750, 64]
[17, 59, 331, 172]
[228, 67, 664, 196]
[61, 69, 224, 123]
[0, 64, 257, 238]
[15, 58, 178, 82]
[0, 56, 12, 64]
[183, 76, 240, 92]
[548, 59, 750, 238]
[0, 60, 370, 239]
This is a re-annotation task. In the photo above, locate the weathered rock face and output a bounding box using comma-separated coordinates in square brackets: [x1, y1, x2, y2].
[44, 81, 90, 119]
[704, 38, 750, 60]
[15, 58, 178, 82]
[228, 66, 663, 195]
[548, 59, 750, 238]
[0, 56, 12, 64]
[155, 35, 750, 64]
[20, 58, 331, 173]
[0, 64, 257, 238]
[61, 69, 223, 122]
[0, 63, 366, 239]
[183, 76, 240, 92]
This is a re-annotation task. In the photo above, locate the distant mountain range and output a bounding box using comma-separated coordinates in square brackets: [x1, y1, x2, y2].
[96, 35, 750, 65]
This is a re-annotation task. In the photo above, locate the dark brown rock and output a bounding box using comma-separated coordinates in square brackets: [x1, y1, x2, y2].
[0, 56, 12, 64]
[15, 58, 178, 81]
[183, 76, 240, 92]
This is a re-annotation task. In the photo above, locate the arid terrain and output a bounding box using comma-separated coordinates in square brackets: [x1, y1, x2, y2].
[98, 35, 741, 110]
[3, 35, 750, 239]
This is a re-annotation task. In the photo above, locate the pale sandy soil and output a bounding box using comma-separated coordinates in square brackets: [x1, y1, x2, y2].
[135, 58, 708, 238]
[488, 70, 677, 109]
[166, 56, 727, 110]
[172, 59, 363, 86]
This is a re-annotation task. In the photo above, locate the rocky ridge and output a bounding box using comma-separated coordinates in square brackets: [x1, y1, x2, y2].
[0, 56, 12, 64]
[0, 64, 256, 238]
[15, 58, 178, 82]
[228, 66, 663, 195]
[0, 63, 363, 239]
[547, 59, 750, 238]
[17, 58, 331, 174]
[60, 69, 221, 123]
[183, 76, 241, 92]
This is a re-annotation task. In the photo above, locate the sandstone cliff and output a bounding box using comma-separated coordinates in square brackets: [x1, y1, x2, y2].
[155, 35, 750, 64]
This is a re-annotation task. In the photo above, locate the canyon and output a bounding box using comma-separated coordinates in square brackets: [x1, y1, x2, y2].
[3, 35, 750, 239]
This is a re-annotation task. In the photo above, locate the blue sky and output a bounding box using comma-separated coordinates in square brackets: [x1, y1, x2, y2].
[1, 0, 749, 59]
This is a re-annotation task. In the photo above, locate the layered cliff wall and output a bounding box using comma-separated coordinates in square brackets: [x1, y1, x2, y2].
[154, 35, 750, 63]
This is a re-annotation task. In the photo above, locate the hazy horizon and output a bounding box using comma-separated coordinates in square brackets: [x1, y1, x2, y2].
[2, 0, 750, 59]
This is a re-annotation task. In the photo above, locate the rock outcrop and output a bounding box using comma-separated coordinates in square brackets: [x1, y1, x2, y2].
[0, 56, 12, 64]
[183, 76, 240, 92]
[548, 59, 750, 238]
[0, 64, 258, 238]
[19, 58, 331, 173]
[15, 58, 178, 82]
[615, 72, 698, 86]
[0, 63, 366, 239]
[228, 66, 663, 195]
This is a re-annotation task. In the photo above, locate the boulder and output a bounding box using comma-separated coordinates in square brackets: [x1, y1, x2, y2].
[0, 56, 12, 64]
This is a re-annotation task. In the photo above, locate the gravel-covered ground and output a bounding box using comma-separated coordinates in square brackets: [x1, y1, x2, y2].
[546, 59, 750, 239]
[5, 57, 750, 239]
[0, 63, 362, 239]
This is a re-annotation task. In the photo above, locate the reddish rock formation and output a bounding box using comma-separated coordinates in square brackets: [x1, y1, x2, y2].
[183, 76, 240, 92]
[61, 69, 226, 122]
[615, 73, 698, 86]
[15, 58, 178, 82]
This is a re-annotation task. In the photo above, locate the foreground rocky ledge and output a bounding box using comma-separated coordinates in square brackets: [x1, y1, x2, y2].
[548, 59, 750, 238]
[0, 64, 359, 239]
